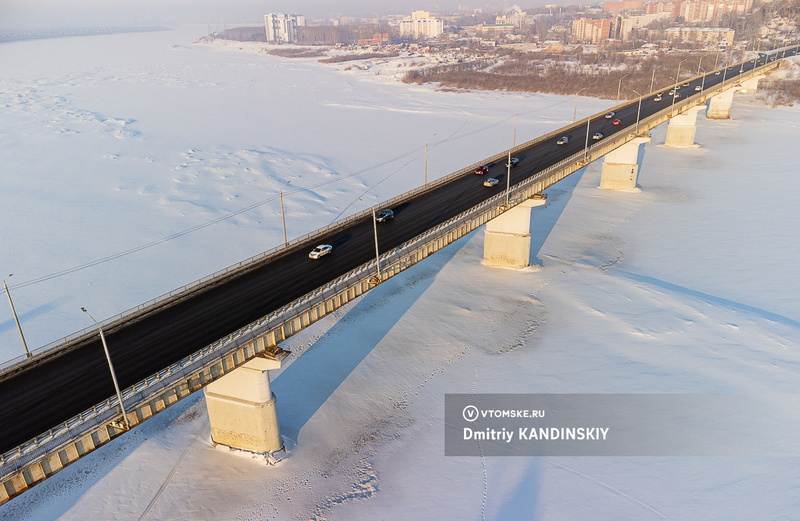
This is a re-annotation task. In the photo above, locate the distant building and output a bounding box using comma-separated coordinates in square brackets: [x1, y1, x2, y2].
[264, 13, 306, 43]
[357, 33, 391, 46]
[398, 11, 445, 39]
[619, 12, 671, 40]
[644, 0, 683, 20]
[665, 26, 735, 44]
[603, 0, 644, 13]
[478, 23, 515, 34]
[678, 0, 754, 22]
[572, 18, 615, 44]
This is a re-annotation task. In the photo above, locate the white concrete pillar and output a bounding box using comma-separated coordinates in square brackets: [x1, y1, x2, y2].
[204, 356, 283, 453]
[483, 196, 546, 268]
[707, 89, 735, 119]
[664, 105, 705, 148]
[738, 75, 763, 94]
[600, 136, 650, 191]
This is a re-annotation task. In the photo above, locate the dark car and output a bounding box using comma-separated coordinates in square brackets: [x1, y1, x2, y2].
[505, 157, 520, 168]
[474, 165, 489, 175]
[375, 209, 394, 222]
[556, 136, 569, 145]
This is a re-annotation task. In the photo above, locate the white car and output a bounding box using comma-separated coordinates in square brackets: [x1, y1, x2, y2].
[557, 136, 569, 145]
[309, 244, 333, 259]
[604, 111, 616, 119]
[483, 178, 500, 187]
[592, 132, 604, 140]
[694, 85, 702, 91]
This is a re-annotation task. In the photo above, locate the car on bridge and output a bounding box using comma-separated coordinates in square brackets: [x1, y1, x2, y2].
[483, 178, 500, 187]
[557, 136, 569, 145]
[604, 111, 616, 119]
[505, 157, 519, 168]
[309, 244, 333, 259]
[375, 209, 394, 222]
[695, 85, 702, 91]
[612, 118, 622, 126]
[592, 132, 604, 140]
[654, 94, 663, 101]
[474, 165, 490, 175]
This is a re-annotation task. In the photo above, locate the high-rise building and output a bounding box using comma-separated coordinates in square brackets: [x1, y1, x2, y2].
[398, 11, 445, 39]
[264, 13, 306, 43]
[572, 18, 615, 43]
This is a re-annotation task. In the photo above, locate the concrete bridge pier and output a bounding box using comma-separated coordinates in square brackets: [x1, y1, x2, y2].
[707, 89, 735, 119]
[599, 136, 650, 191]
[483, 195, 546, 268]
[738, 75, 764, 94]
[204, 355, 283, 454]
[664, 105, 705, 148]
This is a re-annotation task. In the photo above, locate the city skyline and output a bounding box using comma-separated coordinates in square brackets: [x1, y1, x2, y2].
[0, 1, 572, 31]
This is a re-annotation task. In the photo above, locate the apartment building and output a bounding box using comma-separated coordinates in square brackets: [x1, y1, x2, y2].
[264, 13, 306, 43]
[398, 10, 445, 39]
[572, 18, 615, 44]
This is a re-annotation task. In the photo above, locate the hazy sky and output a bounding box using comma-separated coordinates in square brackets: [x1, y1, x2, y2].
[0, 1, 558, 31]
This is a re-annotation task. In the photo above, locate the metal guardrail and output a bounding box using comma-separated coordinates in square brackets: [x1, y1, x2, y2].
[0, 51, 789, 504]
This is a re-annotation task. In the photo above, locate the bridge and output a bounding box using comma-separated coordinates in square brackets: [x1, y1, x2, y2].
[1, 46, 797, 504]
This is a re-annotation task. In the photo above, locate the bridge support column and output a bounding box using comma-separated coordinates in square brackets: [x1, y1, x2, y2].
[707, 89, 735, 119]
[204, 356, 283, 454]
[483, 195, 546, 268]
[600, 136, 650, 190]
[664, 105, 705, 148]
[738, 75, 763, 94]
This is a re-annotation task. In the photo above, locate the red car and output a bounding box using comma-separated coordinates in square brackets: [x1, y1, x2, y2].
[474, 165, 489, 175]
[612, 118, 622, 126]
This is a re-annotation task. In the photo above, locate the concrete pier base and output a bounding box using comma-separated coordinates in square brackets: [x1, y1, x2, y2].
[205, 356, 283, 453]
[600, 136, 650, 190]
[664, 105, 705, 148]
[483, 195, 546, 268]
[707, 89, 735, 119]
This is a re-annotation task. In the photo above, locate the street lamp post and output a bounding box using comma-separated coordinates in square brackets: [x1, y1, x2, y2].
[279, 188, 288, 246]
[506, 113, 517, 208]
[505, 149, 511, 208]
[616, 73, 629, 102]
[632, 90, 643, 135]
[649, 66, 661, 94]
[573, 88, 586, 122]
[583, 117, 591, 162]
[670, 59, 687, 117]
[371, 207, 382, 281]
[82, 306, 130, 430]
[423, 142, 428, 185]
[3, 274, 30, 359]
